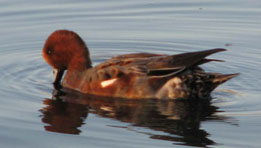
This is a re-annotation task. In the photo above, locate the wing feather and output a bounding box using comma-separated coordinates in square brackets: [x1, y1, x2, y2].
[96, 48, 226, 78]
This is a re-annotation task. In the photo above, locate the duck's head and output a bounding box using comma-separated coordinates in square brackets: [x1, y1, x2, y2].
[42, 30, 92, 87]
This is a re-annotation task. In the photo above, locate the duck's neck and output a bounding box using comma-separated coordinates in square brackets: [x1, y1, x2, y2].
[62, 55, 92, 90]
[69, 53, 92, 70]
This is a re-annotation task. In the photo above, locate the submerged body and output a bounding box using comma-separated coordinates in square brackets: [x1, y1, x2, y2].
[42, 30, 238, 99]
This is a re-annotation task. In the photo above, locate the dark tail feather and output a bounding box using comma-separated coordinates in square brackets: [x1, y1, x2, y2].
[197, 58, 225, 65]
[170, 48, 227, 68]
[210, 73, 239, 90]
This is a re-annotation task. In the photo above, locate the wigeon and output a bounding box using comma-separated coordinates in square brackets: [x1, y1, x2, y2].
[42, 30, 238, 99]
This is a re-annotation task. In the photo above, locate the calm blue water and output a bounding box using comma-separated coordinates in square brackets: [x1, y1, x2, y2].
[0, 0, 261, 148]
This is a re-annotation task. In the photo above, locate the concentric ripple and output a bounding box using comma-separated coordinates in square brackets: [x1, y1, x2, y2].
[0, 41, 51, 98]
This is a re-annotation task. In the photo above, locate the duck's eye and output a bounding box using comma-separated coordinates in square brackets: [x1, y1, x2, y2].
[46, 48, 53, 55]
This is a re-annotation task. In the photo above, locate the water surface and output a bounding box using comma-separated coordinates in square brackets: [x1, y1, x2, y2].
[0, 0, 261, 148]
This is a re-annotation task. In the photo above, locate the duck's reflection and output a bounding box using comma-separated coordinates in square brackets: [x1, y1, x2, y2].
[40, 89, 228, 147]
[40, 95, 88, 134]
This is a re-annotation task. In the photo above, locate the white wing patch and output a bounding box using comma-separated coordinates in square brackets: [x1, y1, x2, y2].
[101, 78, 117, 88]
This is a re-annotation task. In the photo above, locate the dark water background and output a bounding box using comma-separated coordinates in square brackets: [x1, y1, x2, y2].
[0, 0, 261, 148]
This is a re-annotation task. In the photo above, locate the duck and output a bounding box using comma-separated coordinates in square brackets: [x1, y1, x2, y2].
[42, 30, 238, 99]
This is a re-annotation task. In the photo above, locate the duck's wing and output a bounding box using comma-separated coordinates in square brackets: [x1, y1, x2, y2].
[141, 48, 226, 76]
[95, 48, 226, 79]
[145, 48, 226, 70]
[96, 52, 165, 73]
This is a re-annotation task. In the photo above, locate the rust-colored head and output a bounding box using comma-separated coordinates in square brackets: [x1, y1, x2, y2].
[42, 30, 92, 87]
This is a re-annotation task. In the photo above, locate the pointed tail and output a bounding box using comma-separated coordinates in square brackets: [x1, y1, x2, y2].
[211, 73, 239, 90]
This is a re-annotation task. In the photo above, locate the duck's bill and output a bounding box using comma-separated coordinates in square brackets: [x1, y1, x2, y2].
[53, 68, 65, 89]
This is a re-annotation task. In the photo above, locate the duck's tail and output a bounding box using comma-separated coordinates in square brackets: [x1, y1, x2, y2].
[209, 73, 239, 91]
[154, 72, 239, 99]
[187, 72, 239, 98]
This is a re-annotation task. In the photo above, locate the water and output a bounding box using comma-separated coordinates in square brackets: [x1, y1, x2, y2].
[0, 0, 260, 147]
